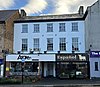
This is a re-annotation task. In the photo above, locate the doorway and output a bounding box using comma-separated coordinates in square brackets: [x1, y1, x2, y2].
[47, 63, 53, 77]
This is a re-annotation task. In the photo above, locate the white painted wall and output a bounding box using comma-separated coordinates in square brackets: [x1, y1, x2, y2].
[39, 54, 55, 61]
[90, 58, 100, 78]
[14, 21, 85, 54]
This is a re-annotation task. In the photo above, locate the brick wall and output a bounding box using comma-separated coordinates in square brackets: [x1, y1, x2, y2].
[4, 11, 20, 53]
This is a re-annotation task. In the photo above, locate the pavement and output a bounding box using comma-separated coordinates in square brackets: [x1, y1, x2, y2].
[32, 77, 100, 86]
[1, 78, 100, 87]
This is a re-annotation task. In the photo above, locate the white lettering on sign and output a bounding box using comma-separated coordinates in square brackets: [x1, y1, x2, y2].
[92, 52, 98, 55]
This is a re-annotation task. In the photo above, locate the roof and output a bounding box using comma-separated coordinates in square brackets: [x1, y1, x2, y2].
[15, 13, 84, 23]
[0, 10, 19, 22]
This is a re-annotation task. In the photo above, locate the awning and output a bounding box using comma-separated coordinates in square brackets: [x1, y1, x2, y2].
[0, 59, 3, 65]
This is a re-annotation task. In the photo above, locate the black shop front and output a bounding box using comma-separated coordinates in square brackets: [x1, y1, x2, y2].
[56, 53, 90, 79]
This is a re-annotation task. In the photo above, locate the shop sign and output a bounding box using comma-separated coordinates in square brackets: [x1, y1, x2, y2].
[57, 54, 86, 61]
[57, 55, 77, 61]
[90, 51, 100, 58]
[17, 55, 31, 60]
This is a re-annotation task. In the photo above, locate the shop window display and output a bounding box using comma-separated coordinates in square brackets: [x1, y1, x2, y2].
[57, 62, 88, 79]
[10, 62, 38, 76]
[56, 54, 89, 79]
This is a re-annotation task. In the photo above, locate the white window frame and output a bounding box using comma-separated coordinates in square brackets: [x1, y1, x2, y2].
[47, 38, 53, 51]
[59, 23, 66, 32]
[72, 37, 79, 51]
[33, 38, 39, 51]
[33, 24, 40, 33]
[22, 24, 28, 33]
[72, 22, 78, 32]
[22, 39, 28, 51]
[59, 38, 66, 51]
[47, 23, 53, 32]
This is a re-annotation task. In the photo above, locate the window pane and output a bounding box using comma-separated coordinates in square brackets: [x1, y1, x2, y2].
[72, 22, 78, 31]
[47, 23, 53, 32]
[22, 24, 28, 33]
[59, 38, 66, 51]
[95, 62, 98, 71]
[33, 38, 39, 51]
[59, 23, 65, 32]
[33, 24, 39, 33]
[72, 37, 79, 51]
[47, 38, 53, 51]
[10, 62, 38, 73]
[22, 39, 28, 51]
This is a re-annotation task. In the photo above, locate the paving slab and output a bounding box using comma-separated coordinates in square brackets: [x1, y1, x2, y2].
[0, 78, 100, 87]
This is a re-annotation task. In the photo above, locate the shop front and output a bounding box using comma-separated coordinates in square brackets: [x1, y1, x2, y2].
[90, 51, 100, 79]
[56, 53, 90, 79]
[6, 54, 56, 77]
[6, 55, 39, 76]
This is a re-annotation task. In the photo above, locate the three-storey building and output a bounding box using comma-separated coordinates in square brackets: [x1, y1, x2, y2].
[6, 7, 90, 79]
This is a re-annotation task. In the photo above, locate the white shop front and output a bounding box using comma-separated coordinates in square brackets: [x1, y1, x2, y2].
[6, 54, 56, 77]
[90, 51, 100, 79]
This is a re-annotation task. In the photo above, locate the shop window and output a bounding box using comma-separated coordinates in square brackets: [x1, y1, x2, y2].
[33, 63, 38, 72]
[11, 63, 21, 72]
[10, 62, 38, 72]
[95, 62, 99, 71]
[57, 62, 88, 79]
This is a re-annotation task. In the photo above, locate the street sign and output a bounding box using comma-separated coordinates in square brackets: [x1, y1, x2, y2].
[21, 58, 25, 63]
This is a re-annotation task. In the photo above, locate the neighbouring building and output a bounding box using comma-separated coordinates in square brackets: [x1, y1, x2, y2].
[6, 6, 90, 79]
[0, 10, 20, 77]
[85, 0, 100, 78]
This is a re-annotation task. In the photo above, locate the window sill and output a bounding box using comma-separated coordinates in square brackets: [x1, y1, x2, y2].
[21, 32, 28, 33]
[47, 50, 54, 51]
[33, 32, 40, 33]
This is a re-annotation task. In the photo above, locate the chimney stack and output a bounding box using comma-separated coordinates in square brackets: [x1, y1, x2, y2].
[78, 6, 84, 15]
[20, 9, 26, 17]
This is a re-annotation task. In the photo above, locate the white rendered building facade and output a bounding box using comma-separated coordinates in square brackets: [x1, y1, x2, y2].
[6, 9, 90, 79]
[14, 20, 85, 54]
